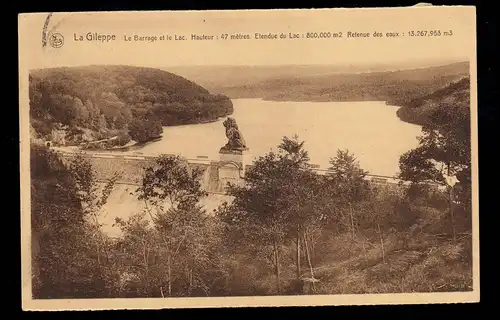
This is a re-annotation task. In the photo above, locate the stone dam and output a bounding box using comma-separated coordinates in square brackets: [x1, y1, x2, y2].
[53, 149, 404, 193]
[52, 149, 406, 237]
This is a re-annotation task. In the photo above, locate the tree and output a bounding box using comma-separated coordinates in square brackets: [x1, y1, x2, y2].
[156, 206, 224, 296]
[111, 130, 131, 147]
[223, 135, 321, 293]
[128, 115, 163, 143]
[68, 153, 121, 272]
[325, 149, 370, 240]
[114, 205, 223, 297]
[137, 155, 207, 211]
[399, 100, 472, 236]
[31, 145, 119, 298]
[134, 155, 210, 296]
[277, 136, 324, 284]
[112, 212, 157, 297]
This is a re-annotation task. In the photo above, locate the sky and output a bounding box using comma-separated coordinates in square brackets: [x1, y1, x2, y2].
[19, 7, 476, 71]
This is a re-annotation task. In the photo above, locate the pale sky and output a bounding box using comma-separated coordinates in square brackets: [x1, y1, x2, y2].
[19, 7, 475, 70]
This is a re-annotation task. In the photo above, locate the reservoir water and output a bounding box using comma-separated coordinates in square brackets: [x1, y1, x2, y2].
[137, 98, 422, 177]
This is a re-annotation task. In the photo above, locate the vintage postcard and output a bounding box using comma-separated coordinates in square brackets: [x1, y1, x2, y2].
[19, 6, 479, 310]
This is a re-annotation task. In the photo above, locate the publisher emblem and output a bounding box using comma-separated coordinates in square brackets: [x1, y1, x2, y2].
[49, 33, 64, 48]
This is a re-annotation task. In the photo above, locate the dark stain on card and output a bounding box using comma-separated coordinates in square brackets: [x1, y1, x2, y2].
[42, 13, 53, 48]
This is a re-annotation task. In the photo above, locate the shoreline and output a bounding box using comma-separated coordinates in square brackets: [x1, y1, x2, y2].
[79, 115, 229, 153]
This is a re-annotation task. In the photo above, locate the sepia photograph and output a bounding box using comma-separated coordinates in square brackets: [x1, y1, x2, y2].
[19, 7, 479, 310]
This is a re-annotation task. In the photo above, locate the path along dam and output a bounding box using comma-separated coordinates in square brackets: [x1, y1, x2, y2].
[53, 148, 406, 237]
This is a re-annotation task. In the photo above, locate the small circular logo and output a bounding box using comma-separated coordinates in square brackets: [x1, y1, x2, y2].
[49, 33, 64, 48]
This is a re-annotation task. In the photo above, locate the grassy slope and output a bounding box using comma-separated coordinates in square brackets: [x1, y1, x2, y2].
[309, 232, 472, 294]
[226, 231, 472, 295]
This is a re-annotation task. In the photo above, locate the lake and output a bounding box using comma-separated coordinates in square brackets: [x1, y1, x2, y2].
[137, 99, 422, 177]
[100, 98, 422, 236]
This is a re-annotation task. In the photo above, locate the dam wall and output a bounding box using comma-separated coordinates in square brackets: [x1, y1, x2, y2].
[50, 150, 439, 237]
[53, 149, 410, 196]
[54, 150, 245, 194]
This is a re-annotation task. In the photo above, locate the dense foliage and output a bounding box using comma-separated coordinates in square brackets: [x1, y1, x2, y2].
[31, 135, 472, 297]
[127, 112, 163, 144]
[31, 145, 121, 298]
[396, 76, 470, 126]
[398, 77, 472, 237]
[29, 65, 234, 146]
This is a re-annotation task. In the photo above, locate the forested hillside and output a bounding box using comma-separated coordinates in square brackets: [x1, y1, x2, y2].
[398, 75, 472, 221]
[29, 65, 234, 147]
[396, 76, 470, 126]
[180, 62, 469, 106]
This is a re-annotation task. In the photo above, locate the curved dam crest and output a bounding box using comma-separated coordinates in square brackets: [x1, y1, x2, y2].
[54, 149, 405, 237]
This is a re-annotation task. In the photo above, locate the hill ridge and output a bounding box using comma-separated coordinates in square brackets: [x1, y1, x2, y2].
[166, 61, 470, 106]
[29, 65, 234, 147]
